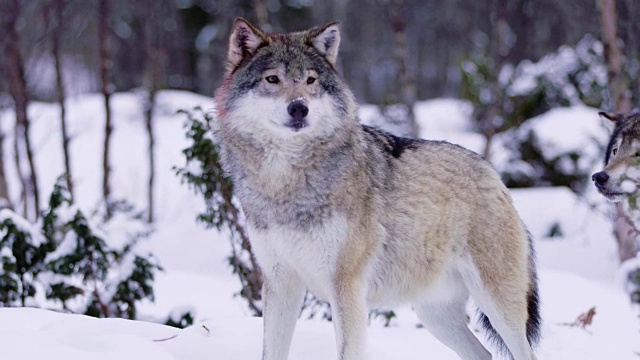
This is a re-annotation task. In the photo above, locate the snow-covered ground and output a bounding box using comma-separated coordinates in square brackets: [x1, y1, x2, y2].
[0, 91, 638, 359]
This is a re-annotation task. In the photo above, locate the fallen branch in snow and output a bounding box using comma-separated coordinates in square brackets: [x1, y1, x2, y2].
[153, 334, 178, 342]
[558, 306, 597, 331]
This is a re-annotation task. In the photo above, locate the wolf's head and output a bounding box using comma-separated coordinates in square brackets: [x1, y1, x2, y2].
[592, 111, 640, 201]
[214, 18, 357, 143]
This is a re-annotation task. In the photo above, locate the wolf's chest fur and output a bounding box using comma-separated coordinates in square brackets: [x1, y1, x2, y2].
[231, 141, 354, 231]
[249, 214, 350, 301]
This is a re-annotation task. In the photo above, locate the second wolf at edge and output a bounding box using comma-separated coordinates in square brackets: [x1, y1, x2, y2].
[213, 18, 541, 360]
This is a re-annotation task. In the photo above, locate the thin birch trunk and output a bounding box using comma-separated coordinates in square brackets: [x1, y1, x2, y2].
[597, 0, 637, 262]
[0, 131, 11, 209]
[99, 0, 113, 218]
[47, 0, 74, 200]
[3, 0, 40, 219]
[389, 0, 418, 138]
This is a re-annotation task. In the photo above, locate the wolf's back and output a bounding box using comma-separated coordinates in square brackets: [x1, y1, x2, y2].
[360, 125, 542, 356]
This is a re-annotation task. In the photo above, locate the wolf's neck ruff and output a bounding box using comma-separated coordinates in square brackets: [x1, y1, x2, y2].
[222, 115, 356, 183]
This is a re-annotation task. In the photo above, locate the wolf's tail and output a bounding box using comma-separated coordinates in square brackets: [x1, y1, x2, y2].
[478, 231, 542, 356]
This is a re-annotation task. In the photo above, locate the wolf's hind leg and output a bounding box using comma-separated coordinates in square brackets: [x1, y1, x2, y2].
[262, 264, 306, 360]
[413, 296, 492, 360]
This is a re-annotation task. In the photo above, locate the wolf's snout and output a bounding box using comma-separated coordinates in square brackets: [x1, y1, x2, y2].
[288, 100, 309, 120]
[285, 100, 309, 131]
[592, 171, 609, 187]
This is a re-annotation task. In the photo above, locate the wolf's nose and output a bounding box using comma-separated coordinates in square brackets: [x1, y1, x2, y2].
[592, 171, 609, 186]
[288, 100, 309, 120]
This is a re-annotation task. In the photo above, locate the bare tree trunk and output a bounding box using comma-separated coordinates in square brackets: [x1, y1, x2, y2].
[2, 0, 40, 219]
[597, 0, 637, 262]
[622, 0, 639, 105]
[144, 0, 159, 223]
[47, 0, 74, 200]
[252, 0, 270, 30]
[13, 125, 27, 216]
[143, 0, 163, 223]
[22, 102, 39, 219]
[598, 0, 632, 113]
[144, 90, 156, 223]
[481, 0, 508, 160]
[614, 205, 638, 261]
[0, 29, 13, 212]
[1, 8, 24, 217]
[388, 0, 419, 138]
[99, 0, 113, 218]
[481, 134, 494, 160]
[0, 131, 11, 209]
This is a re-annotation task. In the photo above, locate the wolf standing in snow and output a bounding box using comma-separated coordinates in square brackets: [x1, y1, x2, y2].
[214, 18, 541, 360]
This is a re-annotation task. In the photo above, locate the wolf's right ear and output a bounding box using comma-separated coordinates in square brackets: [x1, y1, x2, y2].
[227, 18, 267, 72]
[599, 111, 624, 123]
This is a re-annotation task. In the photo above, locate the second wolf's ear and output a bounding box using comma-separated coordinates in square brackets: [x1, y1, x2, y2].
[307, 22, 341, 67]
[227, 18, 267, 71]
[599, 111, 624, 123]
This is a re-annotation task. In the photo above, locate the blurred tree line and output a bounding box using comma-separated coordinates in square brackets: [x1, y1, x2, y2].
[0, 0, 619, 104]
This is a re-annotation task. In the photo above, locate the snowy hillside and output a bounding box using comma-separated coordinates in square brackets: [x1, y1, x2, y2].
[0, 91, 639, 359]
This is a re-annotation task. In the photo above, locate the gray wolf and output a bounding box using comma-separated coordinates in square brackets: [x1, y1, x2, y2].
[213, 18, 541, 360]
[593, 111, 640, 201]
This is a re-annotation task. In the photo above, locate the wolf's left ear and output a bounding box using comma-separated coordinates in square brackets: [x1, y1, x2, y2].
[307, 22, 341, 67]
[599, 111, 624, 123]
[227, 18, 267, 71]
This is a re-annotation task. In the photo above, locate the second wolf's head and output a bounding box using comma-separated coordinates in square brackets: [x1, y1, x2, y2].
[214, 18, 357, 144]
[593, 111, 640, 201]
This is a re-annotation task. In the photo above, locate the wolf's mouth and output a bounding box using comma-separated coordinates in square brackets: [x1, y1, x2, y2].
[285, 118, 308, 131]
[594, 181, 619, 194]
[603, 191, 624, 197]
[597, 187, 625, 201]
[596, 186, 622, 196]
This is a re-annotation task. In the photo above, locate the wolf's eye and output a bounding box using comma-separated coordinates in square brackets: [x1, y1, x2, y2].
[613, 148, 618, 156]
[307, 76, 316, 85]
[265, 75, 279, 84]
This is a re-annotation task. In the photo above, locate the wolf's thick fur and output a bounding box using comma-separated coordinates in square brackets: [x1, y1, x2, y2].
[214, 18, 540, 360]
[593, 111, 640, 201]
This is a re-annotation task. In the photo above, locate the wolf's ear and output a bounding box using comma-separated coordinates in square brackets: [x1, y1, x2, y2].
[599, 111, 624, 123]
[307, 22, 341, 67]
[227, 18, 267, 71]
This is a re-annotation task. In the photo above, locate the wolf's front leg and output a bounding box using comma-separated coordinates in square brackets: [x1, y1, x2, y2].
[331, 277, 368, 360]
[262, 264, 306, 360]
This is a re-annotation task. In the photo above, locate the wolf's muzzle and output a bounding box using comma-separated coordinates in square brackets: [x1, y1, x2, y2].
[592, 171, 609, 189]
[286, 100, 309, 130]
